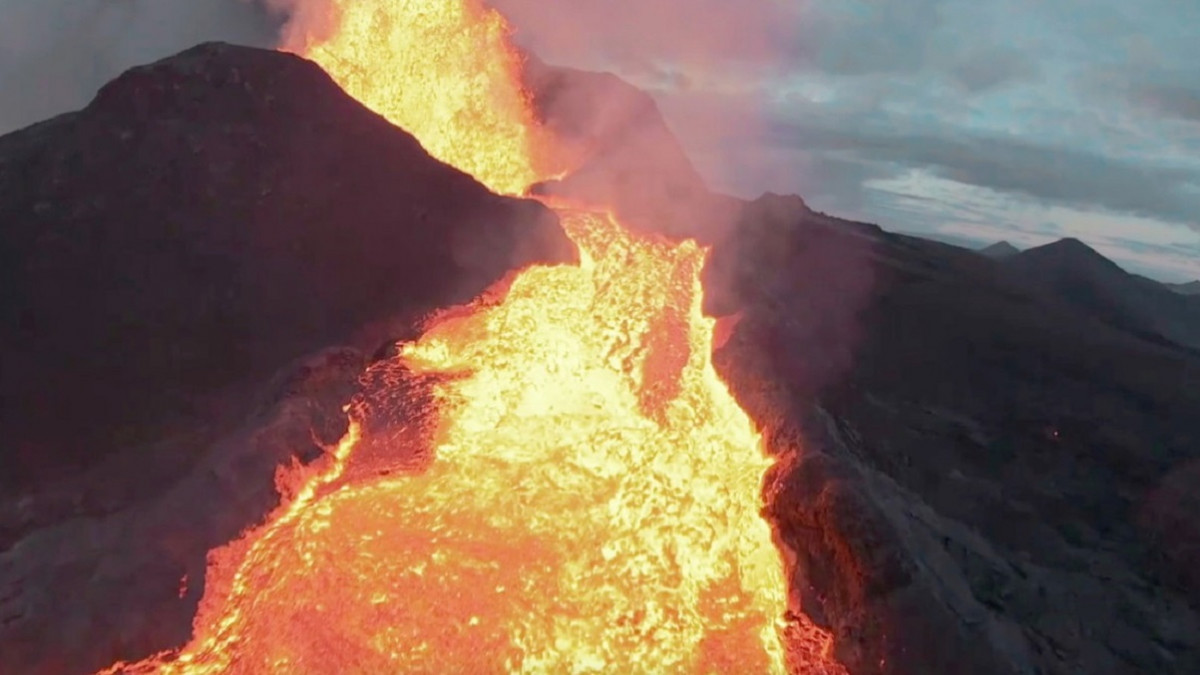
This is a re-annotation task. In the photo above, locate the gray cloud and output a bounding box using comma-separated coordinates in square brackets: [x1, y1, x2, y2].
[0, 0, 278, 135]
[487, 0, 804, 78]
[1134, 83, 1200, 123]
[799, 0, 946, 76]
[769, 121, 1200, 228]
[948, 48, 1038, 93]
[802, 155, 901, 211]
[1110, 237, 1193, 258]
[1086, 61, 1200, 125]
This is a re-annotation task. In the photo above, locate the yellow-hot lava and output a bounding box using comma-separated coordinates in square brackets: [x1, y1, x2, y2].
[286, 0, 557, 194]
[105, 0, 844, 672]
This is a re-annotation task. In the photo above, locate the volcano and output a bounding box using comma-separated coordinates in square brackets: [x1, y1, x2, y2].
[4, 2, 1200, 675]
[4, 16, 841, 675]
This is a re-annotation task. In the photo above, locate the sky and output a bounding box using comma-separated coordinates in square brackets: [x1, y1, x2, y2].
[0, 0, 1197, 281]
[491, 0, 1200, 282]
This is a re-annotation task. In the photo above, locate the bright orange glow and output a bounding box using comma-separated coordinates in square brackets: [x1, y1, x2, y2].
[102, 0, 845, 672]
[287, 0, 557, 194]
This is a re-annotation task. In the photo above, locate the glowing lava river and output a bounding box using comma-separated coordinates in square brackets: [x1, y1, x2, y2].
[105, 0, 845, 672]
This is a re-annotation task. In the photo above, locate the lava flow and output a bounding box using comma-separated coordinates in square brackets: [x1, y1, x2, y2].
[106, 0, 844, 672]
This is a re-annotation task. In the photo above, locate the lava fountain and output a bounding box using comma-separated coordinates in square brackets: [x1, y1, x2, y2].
[105, 0, 843, 672]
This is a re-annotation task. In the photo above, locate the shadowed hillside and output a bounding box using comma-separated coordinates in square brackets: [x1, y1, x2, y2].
[0, 42, 572, 492]
[1002, 238, 1200, 350]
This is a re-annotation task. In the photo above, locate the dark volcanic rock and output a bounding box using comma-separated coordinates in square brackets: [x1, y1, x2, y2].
[0, 42, 573, 493]
[0, 346, 368, 674]
[1141, 459, 1200, 607]
[704, 194, 878, 405]
[713, 212, 1200, 673]
[1167, 280, 1200, 295]
[1002, 238, 1200, 350]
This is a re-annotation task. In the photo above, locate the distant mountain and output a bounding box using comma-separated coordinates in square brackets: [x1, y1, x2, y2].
[1168, 280, 1200, 295]
[978, 240, 1020, 259]
[1001, 238, 1200, 349]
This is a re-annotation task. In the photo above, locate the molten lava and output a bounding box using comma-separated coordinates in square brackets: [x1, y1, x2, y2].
[105, 0, 844, 672]
[290, 0, 557, 193]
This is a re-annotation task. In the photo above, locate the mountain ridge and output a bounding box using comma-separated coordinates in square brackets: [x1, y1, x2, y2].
[1001, 237, 1200, 350]
[1168, 280, 1200, 295]
[978, 240, 1020, 259]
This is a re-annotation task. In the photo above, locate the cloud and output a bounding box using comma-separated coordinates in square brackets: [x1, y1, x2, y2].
[634, 0, 1199, 280]
[861, 170, 1200, 281]
[487, 0, 804, 79]
[0, 0, 278, 134]
[770, 121, 1200, 227]
[1132, 83, 1200, 123]
[948, 48, 1037, 93]
[798, 0, 946, 76]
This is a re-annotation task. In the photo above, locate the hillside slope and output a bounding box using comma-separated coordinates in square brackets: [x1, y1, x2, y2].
[0, 42, 572, 491]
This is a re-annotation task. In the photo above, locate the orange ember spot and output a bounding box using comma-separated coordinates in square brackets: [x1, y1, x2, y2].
[105, 0, 845, 673]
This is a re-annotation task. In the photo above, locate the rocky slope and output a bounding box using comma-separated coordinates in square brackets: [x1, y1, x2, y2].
[1166, 280, 1200, 295]
[714, 203, 1200, 673]
[1002, 238, 1200, 350]
[0, 42, 572, 494]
